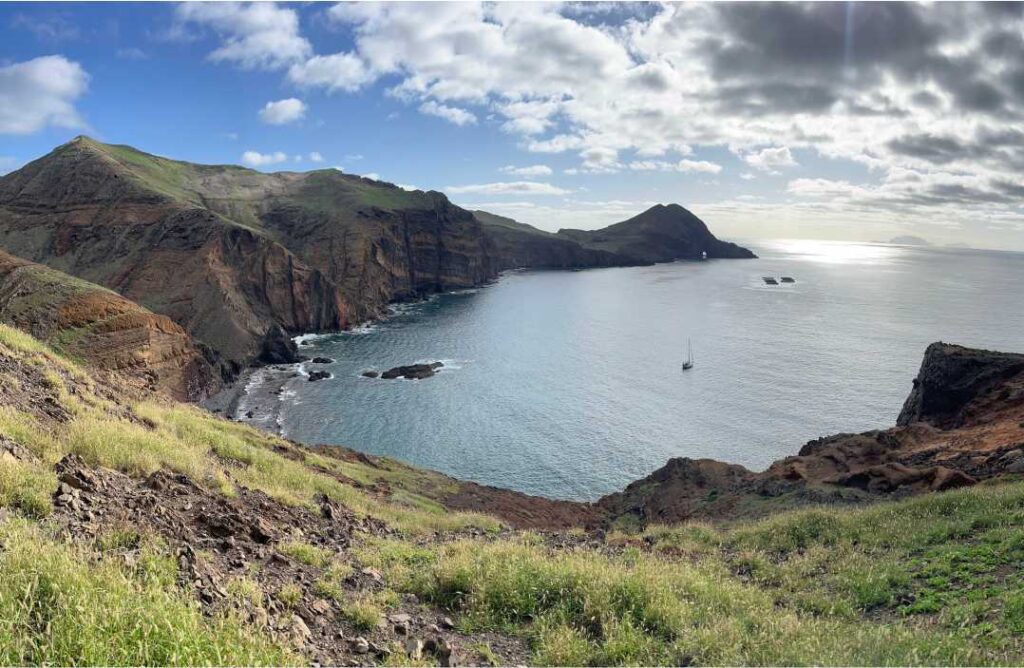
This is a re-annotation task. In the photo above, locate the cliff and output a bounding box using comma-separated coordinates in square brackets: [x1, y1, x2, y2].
[557, 203, 757, 263]
[0, 138, 496, 372]
[473, 210, 633, 270]
[897, 342, 1024, 428]
[0, 249, 216, 400]
[598, 341, 1024, 525]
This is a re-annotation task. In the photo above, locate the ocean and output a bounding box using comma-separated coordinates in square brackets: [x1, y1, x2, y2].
[233, 240, 1024, 501]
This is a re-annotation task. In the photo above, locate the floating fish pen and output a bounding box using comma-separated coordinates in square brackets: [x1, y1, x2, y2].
[780, 276, 795, 283]
[762, 277, 779, 285]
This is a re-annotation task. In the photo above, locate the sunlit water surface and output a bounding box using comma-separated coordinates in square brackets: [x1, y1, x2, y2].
[244, 241, 1024, 501]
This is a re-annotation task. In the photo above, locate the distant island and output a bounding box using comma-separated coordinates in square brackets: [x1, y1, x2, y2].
[888, 235, 932, 246]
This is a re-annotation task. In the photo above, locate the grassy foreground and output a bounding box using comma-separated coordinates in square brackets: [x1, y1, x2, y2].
[2, 322, 1024, 665]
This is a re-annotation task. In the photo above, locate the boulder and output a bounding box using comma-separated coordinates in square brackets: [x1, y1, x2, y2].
[361, 370, 379, 378]
[311, 357, 334, 364]
[258, 324, 305, 365]
[307, 370, 331, 382]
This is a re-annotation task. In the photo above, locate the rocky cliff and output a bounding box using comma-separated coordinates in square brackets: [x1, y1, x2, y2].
[0, 138, 494, 371]
[598, 342, 1024, 526]
[473, 210, 633, 270]
[557, 203, 756, 263]
[897, 342, 1024, 429]
[0, 249, 216, 400]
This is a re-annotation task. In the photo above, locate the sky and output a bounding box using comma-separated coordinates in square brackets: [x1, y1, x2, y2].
[2, 2, 1024, 250]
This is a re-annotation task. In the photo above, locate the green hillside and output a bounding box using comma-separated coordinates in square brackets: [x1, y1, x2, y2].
[0, 322, 1023, 665]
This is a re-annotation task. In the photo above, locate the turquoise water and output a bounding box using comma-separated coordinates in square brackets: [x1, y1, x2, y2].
[250, 240, 1024, 501]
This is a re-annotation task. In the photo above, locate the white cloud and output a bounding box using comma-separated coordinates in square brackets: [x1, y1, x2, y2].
[627, 159, 722, 174]
[743, 147, 798, 172]
[362, 172, 381, 181]
[786, 178, 864, 198]
[397, 183, 420, 191]
[175, 2, 311, 70]
[287, 52, 373, 92]
[678, 159, 722, 174]
[241, 150, 288, 167]
[309, 151, 324, 163]
[419, 100, 477, 126]
[446, 181, 571, 195]
[500, 164, 552, 177]
[0, 55, 88, 135]
[258, 98, 306, 125]
[116, 47, 148, 60]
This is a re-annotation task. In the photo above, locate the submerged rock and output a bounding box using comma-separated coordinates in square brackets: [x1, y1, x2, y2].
[381, 362, 444, 380]
[361, 370, 379, 378]
[311, 357, 334, 364]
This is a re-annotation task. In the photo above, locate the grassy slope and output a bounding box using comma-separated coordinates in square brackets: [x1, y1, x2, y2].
[85, 138, 432, 225]
[473, 210, 556, 237]
[1, 323, 1024, 664]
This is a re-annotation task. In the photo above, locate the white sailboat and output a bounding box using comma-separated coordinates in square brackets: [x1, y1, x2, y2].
[681, 338, 694, 371]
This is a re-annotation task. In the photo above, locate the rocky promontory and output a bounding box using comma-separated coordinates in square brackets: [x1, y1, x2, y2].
[598, 341, 1024, 526]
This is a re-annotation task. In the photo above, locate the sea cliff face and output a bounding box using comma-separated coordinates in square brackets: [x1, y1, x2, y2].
[0, 139, 496, 371]
[473, 210, 632, 270]
[0, 139, 347, 372]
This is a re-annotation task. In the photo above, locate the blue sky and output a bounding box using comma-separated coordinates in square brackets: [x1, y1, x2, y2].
[2, 2, 1024, 249]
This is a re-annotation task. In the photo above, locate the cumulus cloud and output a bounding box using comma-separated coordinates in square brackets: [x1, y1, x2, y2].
[259, 98, 306, 125]
[628, 159, 723, 174]
[500, 164, 553, 177]
[176, 2, 311, 70]
[446, 181, 572, 195]
[418, 100, 477, 126]
[176, 2, 1024, 240]
[0, 55, 88, 134]
[287, 52, 372, 92]
[241, 150, 288, 167]
[743, 147, 798, 172]
[309, 151, 324, 163]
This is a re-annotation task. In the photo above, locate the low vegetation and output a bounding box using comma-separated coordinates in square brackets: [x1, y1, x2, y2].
[0, 518, 293, 665]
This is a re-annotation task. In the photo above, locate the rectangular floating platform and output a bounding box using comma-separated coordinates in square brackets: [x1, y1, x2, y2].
[762, 277, 779, 285]
[780, 277, 795, 283]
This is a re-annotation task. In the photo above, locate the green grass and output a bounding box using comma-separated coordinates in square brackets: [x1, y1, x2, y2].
[355, 533, 984, 665]
[0, 455, 56, 517]
[634, 481, 1024, 661]
[339, 595, 385, 632]
[279, 540, 333, 568]
[0, 518, 293, 665]
[277, 583, 303, 609]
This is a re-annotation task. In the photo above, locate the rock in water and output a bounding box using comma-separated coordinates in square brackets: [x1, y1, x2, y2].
[307, 370, 331, 382]
[258, 324, 304, 365]
[361, 370, 380, 378]
[381, 362, 444, 380]
[311, 357, 334, 364]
